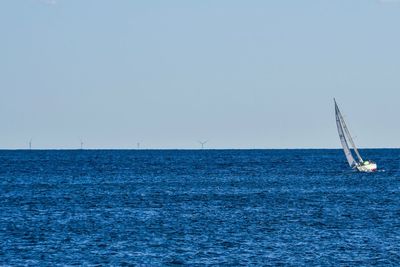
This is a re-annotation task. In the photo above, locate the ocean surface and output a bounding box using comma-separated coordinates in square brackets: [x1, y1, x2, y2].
[1, 149, 399, 266]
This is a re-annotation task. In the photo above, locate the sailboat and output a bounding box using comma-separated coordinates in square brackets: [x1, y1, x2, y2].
[334, 99, 377, 172]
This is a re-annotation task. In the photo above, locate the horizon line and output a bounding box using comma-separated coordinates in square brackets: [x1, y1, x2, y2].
[0, 147, 397, 151]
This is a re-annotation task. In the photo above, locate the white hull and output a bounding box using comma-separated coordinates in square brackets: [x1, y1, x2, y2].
[356, 162, 377, 172]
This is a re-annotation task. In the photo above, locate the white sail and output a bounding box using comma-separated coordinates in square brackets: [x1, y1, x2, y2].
[335, 100, 357, 167]
[335, 104, 363, 163]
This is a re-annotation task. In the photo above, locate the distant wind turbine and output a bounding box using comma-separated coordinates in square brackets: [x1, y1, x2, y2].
[137, 142, 140, 149]
[29, 139, 32, 150]
[80, 140, 84, 150]
[199, 140, 208, 149]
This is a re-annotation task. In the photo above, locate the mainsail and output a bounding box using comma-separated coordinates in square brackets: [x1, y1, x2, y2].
[336, 107, 363, 163]
[334, 100, 359, 167]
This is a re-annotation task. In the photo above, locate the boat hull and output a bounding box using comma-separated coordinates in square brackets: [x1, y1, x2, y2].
[356, 162, 377, 172]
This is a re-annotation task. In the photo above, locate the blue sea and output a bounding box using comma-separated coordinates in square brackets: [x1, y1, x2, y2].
[1, 149, 399, 266]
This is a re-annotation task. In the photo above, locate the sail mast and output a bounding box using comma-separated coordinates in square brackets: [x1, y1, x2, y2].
[334, 99, 363, 163]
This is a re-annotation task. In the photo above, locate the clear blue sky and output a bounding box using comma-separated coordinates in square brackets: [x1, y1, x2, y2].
[1, 0, 399, 149]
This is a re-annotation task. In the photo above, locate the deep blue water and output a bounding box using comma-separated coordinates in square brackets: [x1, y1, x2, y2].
[1, 149, 399, 266]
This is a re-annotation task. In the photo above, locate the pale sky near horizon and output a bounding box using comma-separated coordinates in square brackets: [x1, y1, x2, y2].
[1, 0, 399, 149]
